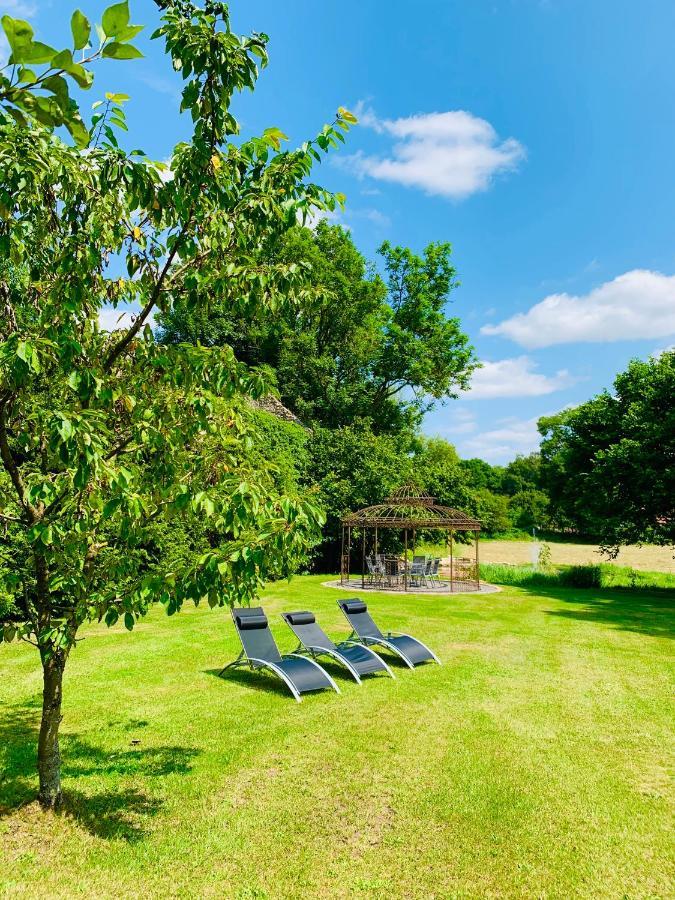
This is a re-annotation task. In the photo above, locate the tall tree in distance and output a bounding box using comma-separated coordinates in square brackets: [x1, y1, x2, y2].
[539, 350, 675, 552]
[159, 224, 478, 434]
[0, 0, 356, 809]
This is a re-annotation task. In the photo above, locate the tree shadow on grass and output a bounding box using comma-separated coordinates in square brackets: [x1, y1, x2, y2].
[528, 586, 675, 639]
[0, 700, 200, 842]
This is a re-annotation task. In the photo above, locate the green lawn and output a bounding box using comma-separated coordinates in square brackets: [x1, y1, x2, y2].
[1, 577, 673, 899]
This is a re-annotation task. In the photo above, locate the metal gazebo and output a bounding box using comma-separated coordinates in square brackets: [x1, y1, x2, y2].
[340, 484, 481, 592]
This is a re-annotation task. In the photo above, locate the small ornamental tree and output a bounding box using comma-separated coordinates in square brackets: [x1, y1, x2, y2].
[0, 0, 356, 809]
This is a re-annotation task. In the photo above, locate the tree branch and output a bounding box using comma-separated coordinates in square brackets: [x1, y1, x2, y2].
[103, 235, 184, 373]
[0, 399, 39, 523]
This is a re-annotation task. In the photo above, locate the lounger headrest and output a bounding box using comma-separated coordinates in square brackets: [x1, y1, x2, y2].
[236, 612, 268, 630]
[285, 611, 316, 626]
[342, 599, 367, 614]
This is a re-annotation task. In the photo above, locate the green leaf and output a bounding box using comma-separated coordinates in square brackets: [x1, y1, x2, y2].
[102, 41, 143, 60]
[124, 612, 134, 631]
[17, 40, 58, 65]
[115, 23, 143, 43]
[1, 16, 33, 57]
[71, 9, 90, 50]
[42, 74, 70, 107]
[65, 114, 90, 148]
[52, 48, 94, 89]
[17, 66, 36, 83]
[338, 106, 358, 125]
[262, 127, 288, 151]
[101, 1, 130, 38]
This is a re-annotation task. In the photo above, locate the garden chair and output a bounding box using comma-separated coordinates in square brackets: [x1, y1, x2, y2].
[337, 598, 440, 668]
[410, 555, 428, 587]
[365, 555, 382, 585]
[426, 558, 441, 587]
[282, 610, 394, 682]
[222, 607, 340, 702]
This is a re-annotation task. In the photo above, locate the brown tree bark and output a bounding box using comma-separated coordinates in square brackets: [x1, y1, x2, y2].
[37, 650, 66, 810]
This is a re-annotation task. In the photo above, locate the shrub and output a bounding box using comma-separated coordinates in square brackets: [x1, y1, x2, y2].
[559, 565, 602, 588]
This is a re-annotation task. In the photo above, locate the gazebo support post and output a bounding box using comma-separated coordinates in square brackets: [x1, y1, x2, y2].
[403, 529, 408, 592]
[341, 525, 345, 585]
[361, 528, 366, 589]
[347, 526, 351, 585]
[450, 529, 454, 593]
[475, 530, 480, 590]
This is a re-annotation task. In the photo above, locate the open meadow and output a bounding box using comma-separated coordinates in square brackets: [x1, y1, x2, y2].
[1, 576, 673, 899]
[476, 540, 675, 573]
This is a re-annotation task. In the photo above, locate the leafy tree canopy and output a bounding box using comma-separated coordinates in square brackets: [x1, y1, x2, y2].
[539, 351, 675, 552]
[0, 0, 355, 809]
[159, 222, 478, 433]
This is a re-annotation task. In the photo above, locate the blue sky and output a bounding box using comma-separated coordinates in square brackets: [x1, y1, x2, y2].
[10, 0, 675, 463]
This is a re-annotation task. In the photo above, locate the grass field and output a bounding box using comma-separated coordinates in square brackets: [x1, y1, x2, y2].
[478, 540, 675, 572]
[1, 576, 674, 898]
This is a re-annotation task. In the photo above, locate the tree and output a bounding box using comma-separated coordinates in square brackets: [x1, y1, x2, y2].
[306, 422, 417, 569]
[159, 224, 478, 433]
[508, 489, 550, 532]
[0, 0, 356, 809]
[459, 457, 504, 493]
[501, 453, 541, 496]
[538, 351, 675, 552]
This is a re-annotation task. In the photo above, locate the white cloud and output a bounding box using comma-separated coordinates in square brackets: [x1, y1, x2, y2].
[462, 416, 542, 463]
[482, 269, 675, 348]
[137, 71, 181, 103]
[342, 106, 525, 200]
[464, 356, 577, 399]
[434, 407, 478, 437]
[300, 206, 346, 230]
[350, 207, 391, 228]
[3, 1, 38, 14]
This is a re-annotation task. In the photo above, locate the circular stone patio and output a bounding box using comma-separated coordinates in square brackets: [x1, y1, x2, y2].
[323, 578, 500, 596]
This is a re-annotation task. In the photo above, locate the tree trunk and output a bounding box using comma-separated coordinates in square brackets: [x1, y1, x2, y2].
[38, 650, 66, 810]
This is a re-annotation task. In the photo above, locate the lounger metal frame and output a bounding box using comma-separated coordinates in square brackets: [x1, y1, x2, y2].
[222, 610, 341, 702]
[290, 635, 395, 683]
[338, 602, 442, 668]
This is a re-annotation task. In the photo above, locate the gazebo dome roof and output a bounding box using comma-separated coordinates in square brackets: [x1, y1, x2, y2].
[341, 483, 480, 531]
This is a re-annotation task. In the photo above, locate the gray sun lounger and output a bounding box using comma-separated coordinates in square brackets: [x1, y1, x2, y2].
[282, 610, 394, 683]
[222, 607, 340, 702]
[337, 598, 440, 668]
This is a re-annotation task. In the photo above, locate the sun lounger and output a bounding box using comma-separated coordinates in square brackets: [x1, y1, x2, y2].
[282, 610, 394, 682]
[337, 598, 440, 668]
[223, 607, 340, 702]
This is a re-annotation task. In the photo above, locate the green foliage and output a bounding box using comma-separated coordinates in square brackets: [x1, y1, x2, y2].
[501, 453, 541, 495]
[159, 222, 478, 433]
[559, 565, 602, 589]
[0, 0, 356, 805]
[539, 351, 675, 552]
[537, 543, 553, 570]
[0, 2, 143, 146]
[470, 488, 511, 535]
[509, 488, 550, 531]
[306, 423, 416, 567]
[459, 457, 504, 493]
[480, 561, 675, 592]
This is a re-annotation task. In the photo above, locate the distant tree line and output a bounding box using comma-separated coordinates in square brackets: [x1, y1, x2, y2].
[161, 223, 674, 564]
